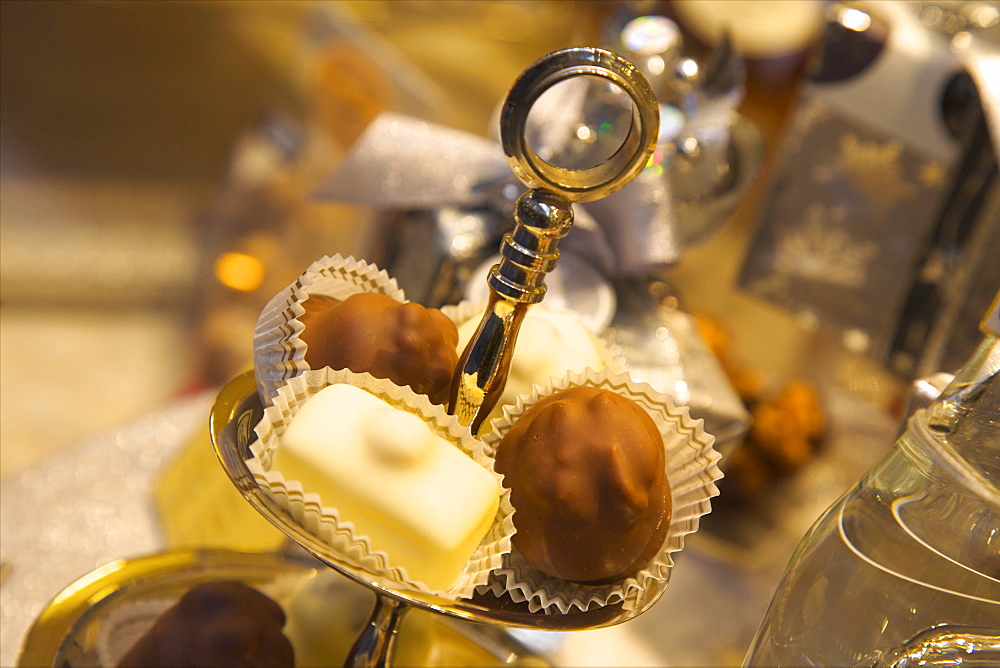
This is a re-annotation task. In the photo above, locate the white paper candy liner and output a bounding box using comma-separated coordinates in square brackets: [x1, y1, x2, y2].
[437, 299, 477, 330]
[246, 368, 515, 600]
[253, 254, 406, 407]
[477, 367, 723, 614]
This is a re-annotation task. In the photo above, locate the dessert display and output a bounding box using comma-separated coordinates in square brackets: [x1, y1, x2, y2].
[117, 581, 294, 667]
[246, 256, 719, 614]
[229, 44, 718, 658]
[298, 292, 459, 405]
[17, 45, 737, 668]
[267, 382, 500, 592]
[494, 385, 671, 584]
[454, 304, 608, 424]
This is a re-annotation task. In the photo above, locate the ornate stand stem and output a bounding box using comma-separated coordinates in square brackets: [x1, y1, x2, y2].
[345, 595, 411, 667]
[449, 189, 573, 433]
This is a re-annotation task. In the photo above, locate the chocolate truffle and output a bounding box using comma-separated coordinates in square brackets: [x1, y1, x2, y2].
[118, 581, 293, 667]
[495, 386, 671, 583]
[299, 292, 459, 405]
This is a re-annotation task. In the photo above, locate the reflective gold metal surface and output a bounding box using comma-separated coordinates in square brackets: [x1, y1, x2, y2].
[500, 47, 659, 203]
[209, 371, 668, 630]
[451, 47, 659, 432]
[17, 549, 319, 667]
[449, 189, 573, 433]
[209, 46, 664, 667]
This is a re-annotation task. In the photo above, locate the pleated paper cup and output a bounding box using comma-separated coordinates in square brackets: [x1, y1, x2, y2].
[477, 367, 723, 614]
[253, 254, 405, 407]
[246, 368, 515, 600]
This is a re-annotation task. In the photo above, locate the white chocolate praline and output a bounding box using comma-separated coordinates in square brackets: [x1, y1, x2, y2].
[283, 572, 373, 666]
[270, 384, 499, 592]
[457, 306, 606, 419]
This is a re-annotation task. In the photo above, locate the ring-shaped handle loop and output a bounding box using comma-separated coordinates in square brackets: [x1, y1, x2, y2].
[500, 47, 660, 203]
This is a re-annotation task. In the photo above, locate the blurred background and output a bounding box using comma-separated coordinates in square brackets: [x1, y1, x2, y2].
[1, 0, 589, 476]
[2, 0, 998, 664]
[0, 0, 870, 476]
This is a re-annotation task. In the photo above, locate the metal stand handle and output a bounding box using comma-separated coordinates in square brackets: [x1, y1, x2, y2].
[449, 189, 574, 433]
[449, 47, 659, 433]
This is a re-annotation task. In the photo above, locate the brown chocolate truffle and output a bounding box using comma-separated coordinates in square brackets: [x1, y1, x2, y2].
[495, 386, 671, 584]
[298, 292, 459, 405]
[118, 581, 293, 667]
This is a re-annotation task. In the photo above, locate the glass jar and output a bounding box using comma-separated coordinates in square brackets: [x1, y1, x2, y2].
[746, 302, 1000, 665]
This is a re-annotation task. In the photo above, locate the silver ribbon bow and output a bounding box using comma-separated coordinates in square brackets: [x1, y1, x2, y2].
[310, 109, 680, 277]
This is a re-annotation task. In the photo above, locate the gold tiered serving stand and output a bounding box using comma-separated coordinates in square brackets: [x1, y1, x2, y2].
[210, 47, 661, 667]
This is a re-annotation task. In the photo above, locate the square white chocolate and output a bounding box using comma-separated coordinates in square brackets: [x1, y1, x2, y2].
[271, 384, 499, 591]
